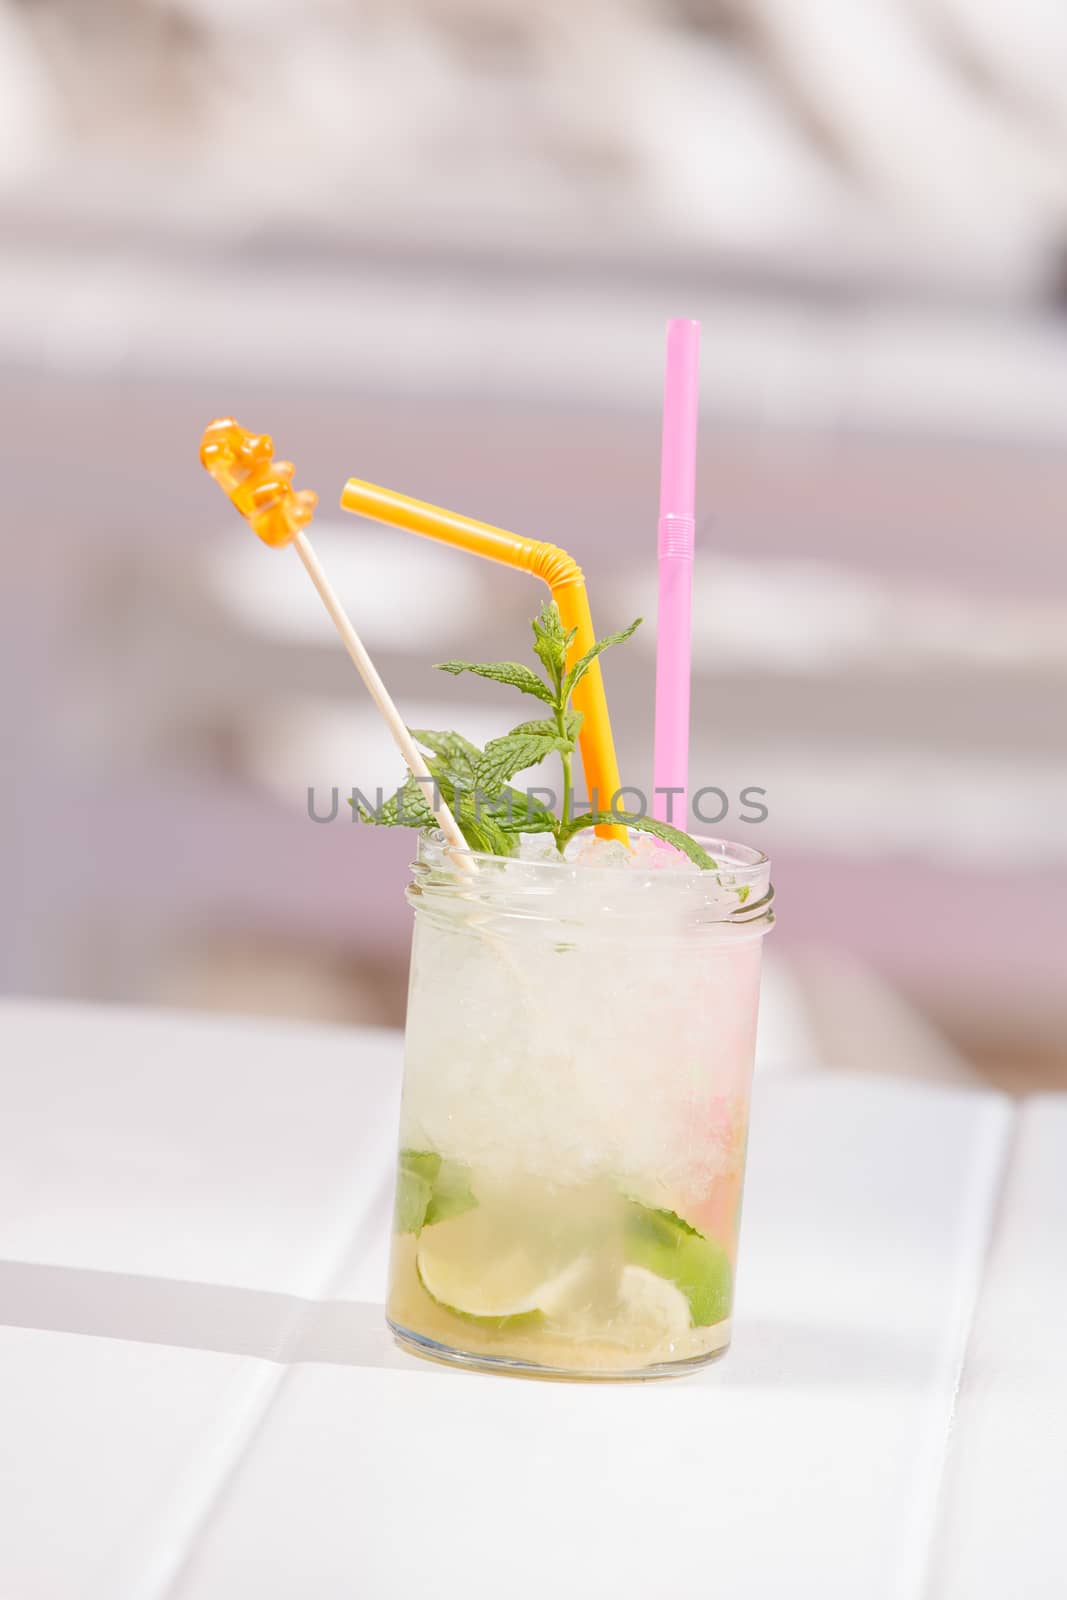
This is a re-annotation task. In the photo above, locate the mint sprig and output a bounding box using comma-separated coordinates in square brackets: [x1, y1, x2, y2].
[351, 600, 716, 869]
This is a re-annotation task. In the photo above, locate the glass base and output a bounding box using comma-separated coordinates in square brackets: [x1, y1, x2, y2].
[389, 1318, 731, 1382]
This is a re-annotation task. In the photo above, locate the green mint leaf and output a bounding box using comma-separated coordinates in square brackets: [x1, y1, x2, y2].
[352, 795, 399, 827]
[391, 778, 438, 828]
[351, 754, 537, 855]
[624, 1201, 732, 1327]
[563, 618, 642, 700]
[509, 710, 584, 743]
[558, 811, 718, 870]
[396, 1151, 478, 1234]
[474, 731, 575, 795]
[395, 1151, 440, 1233]
[352, 776, 437, 830]
[423, 1162, 478, 1226]
[626, 1202, 701, 1239]
[395, 1170, 432, 1233]
[483, 789, 559, 834]
[401, 1151, 443, 1182]
[411, 734, 504, 842]
[530, 600, 573, 686]
[441, 780, 516, 856]
[410, 728, 483, 786]
[735, 884, 751, 904]
[452, 807, 517, 857]
[352, 770, 514, 855]
[434, 658, 554, 704]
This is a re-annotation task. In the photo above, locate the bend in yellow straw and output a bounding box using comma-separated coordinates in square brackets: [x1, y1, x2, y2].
[340, 478, 626, 844]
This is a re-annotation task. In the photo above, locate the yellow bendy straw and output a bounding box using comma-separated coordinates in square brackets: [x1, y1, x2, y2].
[199, 419, 473, 871]
[340, 478, 627, 845]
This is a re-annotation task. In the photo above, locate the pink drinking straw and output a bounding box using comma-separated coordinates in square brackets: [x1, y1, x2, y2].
[653, 318, 701, 826]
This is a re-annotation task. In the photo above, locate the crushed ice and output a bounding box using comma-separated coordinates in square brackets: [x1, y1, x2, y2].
[520, 830, 701, 872]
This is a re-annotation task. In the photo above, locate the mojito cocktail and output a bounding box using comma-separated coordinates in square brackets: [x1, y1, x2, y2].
[197, 415, 774, 1377]
[387, 833, 772, 1378]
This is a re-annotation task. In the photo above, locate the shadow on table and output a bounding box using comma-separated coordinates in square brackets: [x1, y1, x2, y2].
[0, 1259, 933, 1386]
[0, 1259, 397, 1368]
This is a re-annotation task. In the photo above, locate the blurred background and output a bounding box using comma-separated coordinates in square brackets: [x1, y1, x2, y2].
[2, 0, 1065, 1088]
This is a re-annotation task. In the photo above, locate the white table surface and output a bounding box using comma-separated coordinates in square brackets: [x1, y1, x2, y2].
[0, 1000, 1061, 1600]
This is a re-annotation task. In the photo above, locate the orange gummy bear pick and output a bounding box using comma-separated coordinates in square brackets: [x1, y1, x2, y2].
[199, 418, 317, 548]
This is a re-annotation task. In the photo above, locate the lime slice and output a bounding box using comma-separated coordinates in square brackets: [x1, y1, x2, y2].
[416, 1207, 590, 1322]
[623, 1202, 732, 1327]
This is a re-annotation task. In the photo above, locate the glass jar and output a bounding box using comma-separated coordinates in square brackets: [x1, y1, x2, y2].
[386, 833, 773, 1379]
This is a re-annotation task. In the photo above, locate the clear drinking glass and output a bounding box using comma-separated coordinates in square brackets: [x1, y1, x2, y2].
[386, 833, 774, 1379]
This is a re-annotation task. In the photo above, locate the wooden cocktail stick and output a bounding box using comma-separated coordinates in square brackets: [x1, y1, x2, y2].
[200, 418, 472, 869]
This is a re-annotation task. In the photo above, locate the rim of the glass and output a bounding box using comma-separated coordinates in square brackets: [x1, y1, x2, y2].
[416, 830, 770, 881]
